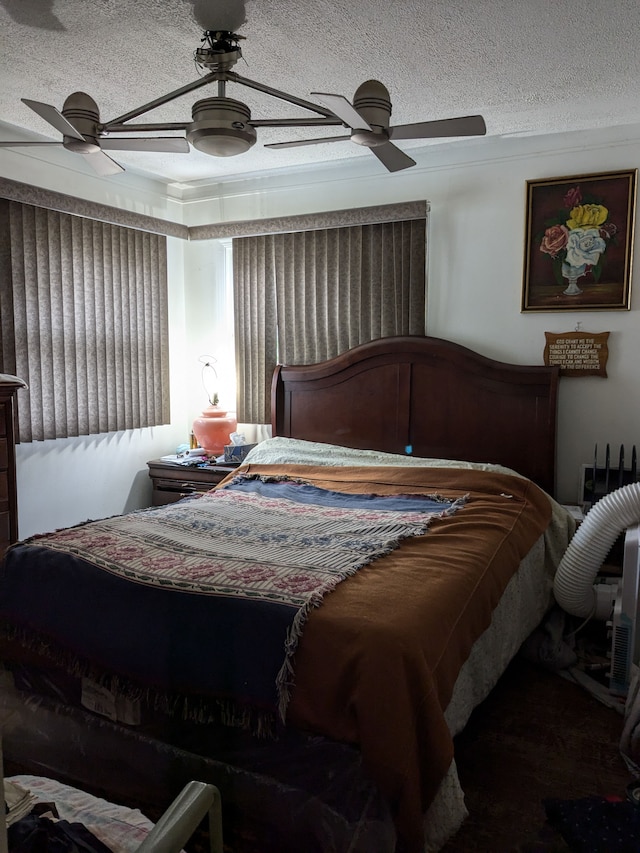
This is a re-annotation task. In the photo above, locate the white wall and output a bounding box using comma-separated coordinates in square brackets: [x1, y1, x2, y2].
[0, 145, 179, 221]
[182, 125, 640, 504]
[14, 234, 191, 538]
[182, 238, 236, 424]
[0, 154, 193, 538]
[4, 123, 640, 537]
[423, 138, 640, 504]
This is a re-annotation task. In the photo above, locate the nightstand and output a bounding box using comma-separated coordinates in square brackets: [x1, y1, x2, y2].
[147, 459, 240, 505]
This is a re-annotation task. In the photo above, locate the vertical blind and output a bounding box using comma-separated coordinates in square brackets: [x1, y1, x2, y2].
[233, 217, 427, 423]
[0, 199, 170, 442]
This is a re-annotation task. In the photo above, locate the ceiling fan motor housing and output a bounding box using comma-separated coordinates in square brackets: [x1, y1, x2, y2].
[351, 79, 392, 147]
[194, 30, 243, 73]
[61, 91, 101, 153]
[187, 97, 257, 156]
[194, 41, 242, 73]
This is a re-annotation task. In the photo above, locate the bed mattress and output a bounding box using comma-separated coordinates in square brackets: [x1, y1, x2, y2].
[0, 439, 575, 852]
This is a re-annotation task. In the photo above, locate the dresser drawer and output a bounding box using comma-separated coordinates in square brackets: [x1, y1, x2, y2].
[155, 476, 220, 493]
[0, 510, 9, 555]
[152, 475, 229, 506]
[147, 461, 238, 507]
[153, 477, 216, 502]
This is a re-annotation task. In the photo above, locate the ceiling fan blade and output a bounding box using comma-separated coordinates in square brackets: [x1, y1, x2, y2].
[390, 115, 487, 140]
[310, 93, 371, 131]
[100, 136, 190, 152]
[371, 142, 416, 172]
[265, 134, 350, 149]
[22, 97, 85, 140]
[80, 149, 125, 176]
[0, 140, 61, 147]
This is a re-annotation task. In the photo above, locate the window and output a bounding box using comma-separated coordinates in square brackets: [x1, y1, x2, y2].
[0, 199, 170, 442]
[232, 217, 426, 423]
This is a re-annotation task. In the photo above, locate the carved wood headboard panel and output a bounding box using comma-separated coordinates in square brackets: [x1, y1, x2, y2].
[271, 336, 559, 496]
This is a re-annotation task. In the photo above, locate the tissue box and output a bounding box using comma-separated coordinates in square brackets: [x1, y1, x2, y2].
[223, 443, 257, 464]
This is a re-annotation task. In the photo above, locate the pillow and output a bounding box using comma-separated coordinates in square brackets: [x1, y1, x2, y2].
[242, 436, 518, 475]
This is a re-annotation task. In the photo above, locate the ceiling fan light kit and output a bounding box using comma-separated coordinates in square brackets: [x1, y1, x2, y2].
[188, 97, 256, 156]
[0, 28, 487, 176]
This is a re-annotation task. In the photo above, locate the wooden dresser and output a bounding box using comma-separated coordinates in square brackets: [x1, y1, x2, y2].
[0, 376, 26, 558]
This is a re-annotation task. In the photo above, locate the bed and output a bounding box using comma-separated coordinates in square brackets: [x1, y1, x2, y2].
[0, 335, 574, 853]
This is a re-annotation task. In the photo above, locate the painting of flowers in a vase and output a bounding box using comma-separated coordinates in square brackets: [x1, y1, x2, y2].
[522, 169, 636, 311]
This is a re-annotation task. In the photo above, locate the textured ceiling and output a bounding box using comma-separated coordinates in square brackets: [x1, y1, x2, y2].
[2, 0, 640, 187]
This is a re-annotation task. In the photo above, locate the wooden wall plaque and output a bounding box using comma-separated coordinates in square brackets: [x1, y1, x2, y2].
[543, 331, 609, 377]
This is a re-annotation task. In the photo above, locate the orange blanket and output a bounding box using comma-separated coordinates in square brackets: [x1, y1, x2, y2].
[235, 463, 552, 852]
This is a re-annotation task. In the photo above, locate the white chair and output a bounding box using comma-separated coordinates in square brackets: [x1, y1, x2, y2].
[137, 780, 223, 853]
[1, 735, 223, 853]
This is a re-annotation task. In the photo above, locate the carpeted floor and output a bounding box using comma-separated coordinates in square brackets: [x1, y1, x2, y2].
[173, 654, 638, 853]
[441, 656, 634, 852]
[4, 653, 635, 852]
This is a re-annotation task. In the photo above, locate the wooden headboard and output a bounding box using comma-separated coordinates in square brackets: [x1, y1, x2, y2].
[271, 335, 559, 496]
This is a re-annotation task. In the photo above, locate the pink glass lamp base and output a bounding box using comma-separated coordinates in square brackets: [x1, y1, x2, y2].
[192, 406, 238, 456]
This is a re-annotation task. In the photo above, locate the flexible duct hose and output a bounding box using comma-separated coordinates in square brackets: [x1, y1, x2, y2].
[553, 482, 640, 618]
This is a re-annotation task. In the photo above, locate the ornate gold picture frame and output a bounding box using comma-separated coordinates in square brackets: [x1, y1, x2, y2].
[522, 169, 637, 311]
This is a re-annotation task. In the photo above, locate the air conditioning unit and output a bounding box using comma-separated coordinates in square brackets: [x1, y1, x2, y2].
[554, 482, 640, 703]
[609, 523, 640, 697]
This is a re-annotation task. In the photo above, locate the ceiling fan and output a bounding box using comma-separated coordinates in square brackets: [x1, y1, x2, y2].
[264, 80, 486, 172]
[0, 30, 487, 175]
[0, 93, 190, 176]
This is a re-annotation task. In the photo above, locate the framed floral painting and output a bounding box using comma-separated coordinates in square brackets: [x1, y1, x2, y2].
[522, 169, 637, 311]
